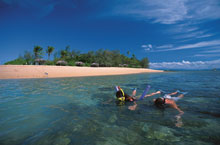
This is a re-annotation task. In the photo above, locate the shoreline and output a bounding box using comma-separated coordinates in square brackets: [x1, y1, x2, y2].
[0, 65, 163, 79]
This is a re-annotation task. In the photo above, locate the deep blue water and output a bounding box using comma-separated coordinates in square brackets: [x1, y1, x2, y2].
[0, 71, 220, 145]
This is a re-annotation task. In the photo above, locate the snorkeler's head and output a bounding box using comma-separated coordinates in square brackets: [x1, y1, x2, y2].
[116, 90, 123, 98]
[154, 97, 165, 108]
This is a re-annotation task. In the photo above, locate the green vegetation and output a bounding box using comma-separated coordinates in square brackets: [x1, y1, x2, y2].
[5, 57, 26, 65]
[5, 46, 149, 68]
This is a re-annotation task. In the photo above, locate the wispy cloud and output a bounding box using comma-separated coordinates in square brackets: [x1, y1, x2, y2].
[155, 40, 220, 52]
[187, 0, 220, 20]
[194, 46, 220, 57]
[156, 44, 173, 49]
[194, 54, 220, 57]
[196, 34, 214, 39]
[113, 0, 188, 24]
[113, 0, 220, 24]
[174, 30, 214, 39]
[150, 59, 220, 69]
[202, 49, 220, 53]
[112, 0, 219, 41]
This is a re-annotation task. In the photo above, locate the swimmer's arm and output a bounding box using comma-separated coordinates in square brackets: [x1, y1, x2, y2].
[168, 91, 178, 96]
[170, 103, 184, 114]
[144, 91, 161, 98]
[131, 89, 137, 97]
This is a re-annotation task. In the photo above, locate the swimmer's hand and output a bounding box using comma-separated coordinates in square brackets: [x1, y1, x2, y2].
[128, 104, 137, 111]
[128, 102, 137, 111]
[179, 110, 184, 115]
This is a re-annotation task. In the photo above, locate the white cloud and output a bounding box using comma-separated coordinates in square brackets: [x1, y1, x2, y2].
[142, 44, 153, 51]
[148, 44, 152, 49]
[155, 40, 220, 52]
[150, 59, 220, 70]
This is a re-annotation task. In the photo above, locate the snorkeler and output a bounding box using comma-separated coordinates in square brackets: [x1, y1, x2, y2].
[144, 90, 184, 114]
[115, 86, 137, 102]
[129, 90, 185, 127]
[147, 90, 185, 127]
[115, 86, 138, 106]
[102, 86, 137, 106]
[128, 90, 184, 112]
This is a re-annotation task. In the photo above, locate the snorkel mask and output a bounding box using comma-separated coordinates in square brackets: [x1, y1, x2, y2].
[115, 86, 125, 102]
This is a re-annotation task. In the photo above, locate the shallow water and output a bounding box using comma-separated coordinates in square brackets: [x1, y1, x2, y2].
[0, 71, 220, 145]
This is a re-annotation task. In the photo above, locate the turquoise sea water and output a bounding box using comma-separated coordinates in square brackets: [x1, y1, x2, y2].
[0, 71, 220, 145]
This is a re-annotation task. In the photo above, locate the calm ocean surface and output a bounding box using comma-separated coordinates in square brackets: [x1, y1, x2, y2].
[0, 71, 220, 145]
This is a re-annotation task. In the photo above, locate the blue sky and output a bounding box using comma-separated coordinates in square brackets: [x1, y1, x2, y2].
[0, 0, 220, 69]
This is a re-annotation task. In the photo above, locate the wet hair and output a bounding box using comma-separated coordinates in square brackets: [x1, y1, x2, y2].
[116, 91, 123, 98]
[154, 98, 165, 109]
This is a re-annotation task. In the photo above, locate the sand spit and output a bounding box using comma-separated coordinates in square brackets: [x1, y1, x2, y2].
[0, 65, 163, 79]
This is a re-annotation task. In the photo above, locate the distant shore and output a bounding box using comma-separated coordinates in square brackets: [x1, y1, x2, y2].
[0, 65, 163, 79]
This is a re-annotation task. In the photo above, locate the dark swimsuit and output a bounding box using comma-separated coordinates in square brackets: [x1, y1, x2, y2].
[163, 98, 166, 104]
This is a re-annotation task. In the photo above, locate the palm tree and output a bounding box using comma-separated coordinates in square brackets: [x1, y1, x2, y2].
[65, 45, 70, 52]
[46, 46, 54, 60]
[61, 50, 67, 59]
[33, 46, 43, 59]
[127, 51, 130, 56]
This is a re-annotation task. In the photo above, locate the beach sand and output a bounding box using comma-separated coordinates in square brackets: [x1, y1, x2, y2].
[0, 65, 163, 79]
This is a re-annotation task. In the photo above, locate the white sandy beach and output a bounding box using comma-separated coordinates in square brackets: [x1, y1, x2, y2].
[0, 65, 163, 79]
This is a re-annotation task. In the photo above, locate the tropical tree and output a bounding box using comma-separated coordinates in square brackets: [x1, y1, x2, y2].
[140, 57, 149, 68]
[74, 50, 81, 61]
[24, 51, 34, 65]
[33, 46, 43, 59]
[65, 45, 70, 52]
[127, 51, 130, 56]
[112, 50, 121, 66]
[46, 46, 54, 60]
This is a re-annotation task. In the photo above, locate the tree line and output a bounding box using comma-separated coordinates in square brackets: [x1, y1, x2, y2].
[5, 45, 149, 68]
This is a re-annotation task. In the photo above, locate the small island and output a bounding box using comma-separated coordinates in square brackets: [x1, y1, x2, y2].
[1, 46, 163, 79]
